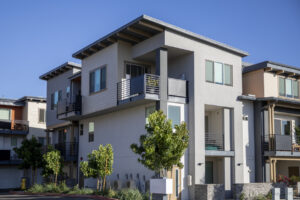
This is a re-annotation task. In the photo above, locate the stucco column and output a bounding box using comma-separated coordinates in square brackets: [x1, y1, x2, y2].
[223, 108, 231, 151]
[224, 157, 232, 196]
[155, 48, 168, 114]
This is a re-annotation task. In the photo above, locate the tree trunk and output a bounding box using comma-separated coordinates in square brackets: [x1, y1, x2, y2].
[55, 172, 58, 187]
[31, 167, 34, 186]
[35, 168, 37, 184]
[103, 176, 106, 192]
[97, 178, 100, 192]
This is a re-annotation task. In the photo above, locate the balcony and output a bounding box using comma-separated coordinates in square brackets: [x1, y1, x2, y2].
[57, 95, 82, 120]
[117, 74, 188, 105]
[0, 150, 22, 165]
[54, 142, 78, 161]
[205, 132, 224, 151]
[0, 120, 29, 135]
[263, 134, 300, 152]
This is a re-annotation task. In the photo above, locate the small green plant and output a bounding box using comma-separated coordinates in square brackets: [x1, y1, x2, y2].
[239, 192, 245, 200]
[68, 185, 94, 195]
[116, 189, 143, 200]
[27, 184, 44, 193]
[43, 149, 61, 186]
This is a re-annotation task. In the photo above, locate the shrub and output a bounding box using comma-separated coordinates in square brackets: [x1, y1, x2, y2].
[116, 189, 143, 200]
[27, 184, 44, 193]
[239, 192, 245, 200]
[43, 183, 60, 193]
[68, 185, 94, 195]
[142, 191, 150, 200]
[58, 182, 70, 193]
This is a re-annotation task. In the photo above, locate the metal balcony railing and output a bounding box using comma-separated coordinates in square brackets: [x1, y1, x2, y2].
[57, 95, 82, 116]
[205, 132, 224, 151]
[54, 142, 78, 161]
[0, 119, 29, 133]
[262, 134, 300, 152]
[117, 74, 160, 104]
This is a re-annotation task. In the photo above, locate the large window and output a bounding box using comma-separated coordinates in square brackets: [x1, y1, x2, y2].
[279, 77, 299, 98]
[88, 122, 94, 142]
[275, 119, 291, 135]
[90, 66, 106, 94]
[205, 60, 233, 86]
[38, 108, 45, 123]
[0, 108, 11, 121]
[125, 62, 150, 79]
[168, 105, 181, 128]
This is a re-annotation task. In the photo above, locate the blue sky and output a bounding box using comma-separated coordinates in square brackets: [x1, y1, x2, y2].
[0, 0, 299, 99]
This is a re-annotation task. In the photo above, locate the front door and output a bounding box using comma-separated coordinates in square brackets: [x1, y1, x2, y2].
[205, 161, 214, 184]
[167, 166, 181, 200]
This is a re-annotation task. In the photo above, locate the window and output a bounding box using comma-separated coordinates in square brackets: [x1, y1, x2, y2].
[279, 77, 299, 98]
[90, 67, 106, 94]
[0, 108, 11, 121]
[66, 86, 70, 98]
[205, 60, 233, 86]
[275, 119, 291, 135]
[168, 105, 181, 128]
[80, 124, 84, 136]
[175, 169, 179, 197]
[88, 122, 94, 142]
[145, 106, 156, 124]
[125, 62, 150, 79]
[38, 108, 45, 123]
[11, 137, 17, 146]
[38, 137, 45, 146]
[58, 90, 62, 101]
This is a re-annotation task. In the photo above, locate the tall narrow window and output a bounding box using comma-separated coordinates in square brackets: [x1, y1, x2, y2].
[214, 62, 223, 84]
[279, 77, 285, 96]
[88, 122, 94, 142]
[168, 105, 181, 128]
[224, 64, 233, 85]
[293, 80, 299, 98]
[286, 79, 292, 97]
[175, 169, 179, 197]
[205, 61, 214, 82]
[66, 86, 70, 98]
[38, 108, 46, 123]
[80, 124, 84, 136]
[51, 93, 54, 110]
[0, 108, 11, 121]
[54, 91, 59, 108]
[90, 66, 107, 94]
[11, 137, 17, 147]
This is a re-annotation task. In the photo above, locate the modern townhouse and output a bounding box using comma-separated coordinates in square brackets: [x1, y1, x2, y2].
[40, 15, 254, 199]
[240, 61, 300, 184]
[39, 62, 81, 186]
[0, 96, 46, 189]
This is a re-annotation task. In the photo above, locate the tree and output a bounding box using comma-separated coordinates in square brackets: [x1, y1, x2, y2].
[130, 110, 189, 177]
[14, 136, 44, 185]
[80, 144, 114, 191]
[43, 148, 61, 186]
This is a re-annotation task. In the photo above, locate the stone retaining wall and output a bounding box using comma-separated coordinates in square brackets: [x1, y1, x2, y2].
[195, 184, 225, 200]
[233, 183, 272, 199]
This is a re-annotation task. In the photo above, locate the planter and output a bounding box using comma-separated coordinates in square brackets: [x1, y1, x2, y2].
[150, 178, 172, 194]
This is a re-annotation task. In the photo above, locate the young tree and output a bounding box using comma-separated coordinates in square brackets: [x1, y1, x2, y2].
[14, 136, 44, 185]
[80, 144, 114, 191]
[43, 148, 61, 186]
[131, 110, 189, 177]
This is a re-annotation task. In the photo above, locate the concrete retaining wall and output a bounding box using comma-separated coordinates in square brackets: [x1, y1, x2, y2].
[195, 184, 225, 200]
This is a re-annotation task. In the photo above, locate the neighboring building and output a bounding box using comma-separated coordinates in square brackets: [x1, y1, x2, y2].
[240, 61, 300, 183]
[0, 96, 46, 189]
[39, 62, 81, 186]
[41, 15, 251, 199]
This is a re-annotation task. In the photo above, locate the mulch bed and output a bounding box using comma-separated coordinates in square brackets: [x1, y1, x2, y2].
[9, 191, 118, 200]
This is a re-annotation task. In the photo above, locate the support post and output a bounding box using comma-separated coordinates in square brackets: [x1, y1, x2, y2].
[155, 48, 168, 114]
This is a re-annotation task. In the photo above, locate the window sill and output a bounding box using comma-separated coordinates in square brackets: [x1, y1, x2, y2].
[89, 88, 107, 96]
[205, 81, 233, 87]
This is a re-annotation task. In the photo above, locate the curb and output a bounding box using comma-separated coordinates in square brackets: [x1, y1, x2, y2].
[9, 191, 118, 200]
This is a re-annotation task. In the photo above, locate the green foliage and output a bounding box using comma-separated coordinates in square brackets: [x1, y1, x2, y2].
[43, 148, 61, 186]
[131, 110, 189, 174]
[14, 136, 43, 185]
[68, 185, 94, 195]
[116, 189, 143, 200]
[27, 184, 44, 193]
[290, 175, 300, 185]
[80, 144, 114, 191]
[239, 192, 245, 200]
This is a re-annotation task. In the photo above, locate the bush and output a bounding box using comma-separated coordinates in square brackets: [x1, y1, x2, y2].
[116, 189, 143, 200]
[58, 182, 70, 193]
[27, 184, 44, 193]
[68, 185, 94, 195]
[43, 183, 60, 193]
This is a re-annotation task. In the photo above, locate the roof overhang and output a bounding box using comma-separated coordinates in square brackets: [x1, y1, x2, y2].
[238, 95, 300, 106]
[243, 61, 300, 78]
[72, 15, 249, 60]
[39, 62, 81, 81]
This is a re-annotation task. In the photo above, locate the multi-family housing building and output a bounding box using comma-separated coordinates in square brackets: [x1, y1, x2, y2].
[0, 96, 46, 189]
[39, 62, 81, 186]
[240, 61, 300, 184]
[40, 15, 256, 199]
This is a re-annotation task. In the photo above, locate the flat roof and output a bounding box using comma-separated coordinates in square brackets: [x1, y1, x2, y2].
[238, 95, 300, 106]
[72, 14, 249, 59]
[243, 61, 300, 75]
[0, 96, 46, 106]
[39, 62, 81, 81]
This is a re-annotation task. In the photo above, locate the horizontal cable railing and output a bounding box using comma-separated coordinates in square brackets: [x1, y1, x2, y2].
[57, 95, 81, 116]
[205, 132, 224, 151]
[117, 74, 160, 103]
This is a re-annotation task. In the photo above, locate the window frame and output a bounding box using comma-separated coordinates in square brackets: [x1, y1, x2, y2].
[124, 61, 151, 79]
[38, 108, 46, 123]
[278, 76, 299, 99]
[205, 60, 233, 86]
[89, 65, 107, 95]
